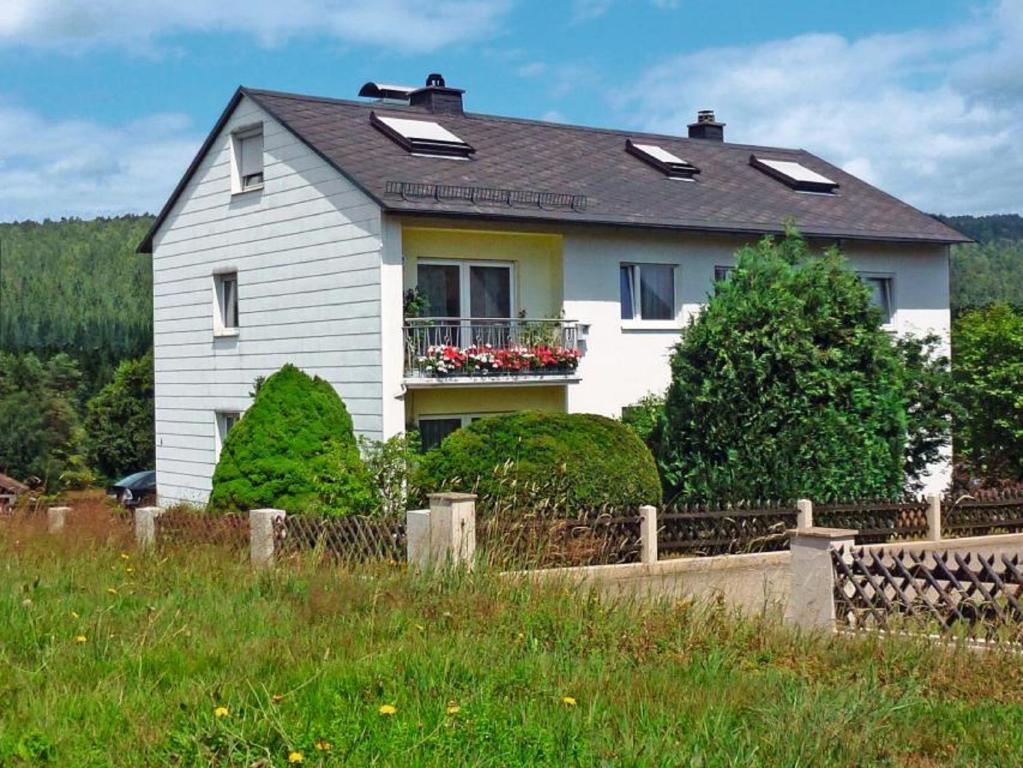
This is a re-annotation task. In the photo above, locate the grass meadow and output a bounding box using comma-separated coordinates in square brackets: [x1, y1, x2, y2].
[3, 508, 1023, 766]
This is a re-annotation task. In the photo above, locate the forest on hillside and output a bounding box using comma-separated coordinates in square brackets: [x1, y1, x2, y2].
[938, 213, 1023, 312]
[0, 215, 154, 398]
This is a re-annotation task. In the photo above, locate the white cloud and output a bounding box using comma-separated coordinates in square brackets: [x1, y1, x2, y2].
[571, 0, 613, 22]
[616, 0, 1023, 214]
[0, 0, 512, 53]
[0, 102, 199, 221]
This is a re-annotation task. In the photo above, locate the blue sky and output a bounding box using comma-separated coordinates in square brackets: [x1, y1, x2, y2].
[0, 0, 1020, 221]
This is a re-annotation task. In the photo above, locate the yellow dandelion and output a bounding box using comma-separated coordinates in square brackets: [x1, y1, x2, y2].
[214, 706, 229, 718]
[271, 693, 285, 703]
[74, 635, 87, 644]
[562, 696, 577, 707]
[378, 704, 397, 716]
[106, 587, 118, 595]
[446, 705, 461, 715]
[314, 740, 333, 752]
[120, 553, 130, 560]
[71, 610, 80, 619]
[126, 566, 135, 574]
[288, 751, 304, 763]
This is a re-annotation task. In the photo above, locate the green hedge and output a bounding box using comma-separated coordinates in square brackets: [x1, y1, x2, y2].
[417, 411, 662, 510]
[209, 365, 375, 515]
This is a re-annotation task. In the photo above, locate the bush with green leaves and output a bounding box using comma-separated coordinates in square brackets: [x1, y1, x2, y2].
[359, 431, 424, 515]
[84, 349, 155, 482]
[659, 232, 912, 503]
[417, 411, 662, 511]
[209, 365, 376, 515]
[953, 304, 1023, 481]
[621, 393, 666, 458]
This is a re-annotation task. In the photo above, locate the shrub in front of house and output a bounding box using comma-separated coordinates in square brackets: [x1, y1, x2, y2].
[659, 231, 914, 503]
[416, 411, 662, 511]
[209, 364, 376, 515]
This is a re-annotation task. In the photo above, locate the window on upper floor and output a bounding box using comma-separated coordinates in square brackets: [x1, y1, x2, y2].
[620, 263, 675, 321]
[860, 274, 894, 324]
[416, 261, 512, 319]
[231, 125, 264, 193]
[213, 271, 239, 335]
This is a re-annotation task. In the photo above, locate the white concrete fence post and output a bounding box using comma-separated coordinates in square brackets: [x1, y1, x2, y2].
[250, 508, 286, 568]
[786, 526, 857, 632]
[134, 506, 165, 549]
[47, 506, 71, 534]
[406, 508, 432, 571]
[639, 505, 658, 565]
[796, 498, 814, 529]
[926, 493, 942, 542]
[407, 493, 476, 571]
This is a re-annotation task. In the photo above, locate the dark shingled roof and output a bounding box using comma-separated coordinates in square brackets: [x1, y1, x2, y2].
[139, 86, 969, 252]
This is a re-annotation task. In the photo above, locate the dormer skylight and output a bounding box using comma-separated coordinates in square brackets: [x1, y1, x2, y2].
[626, 140, 699, 179]
[370, 112, 474, 159]
[750, 155, 839, 193]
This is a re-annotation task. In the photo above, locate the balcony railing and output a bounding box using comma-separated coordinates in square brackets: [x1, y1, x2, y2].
[403, 317, 582, 380]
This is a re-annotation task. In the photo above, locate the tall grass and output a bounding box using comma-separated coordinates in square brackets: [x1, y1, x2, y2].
[2, 526, 1023, 766]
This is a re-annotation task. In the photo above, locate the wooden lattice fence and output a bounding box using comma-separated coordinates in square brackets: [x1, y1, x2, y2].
[943, 492, 1023, 538]
[154, 509, 249, 549]
[832, 545, 1023, 641]
[815, 499, 929, 544]
[273, 514, 406, 563]
[477, 512, 641, 567]
[657, 503, 796, 556]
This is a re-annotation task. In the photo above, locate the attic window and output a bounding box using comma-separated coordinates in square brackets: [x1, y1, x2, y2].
[626, 140, 699, 179]
[371, 112, 474, 158]
[750, 155, 839, 193]
[231, 125, 264, 193]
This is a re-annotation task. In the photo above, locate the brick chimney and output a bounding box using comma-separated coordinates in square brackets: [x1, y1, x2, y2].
[408, 73, 464, 115]
[688, 110, 725, 141]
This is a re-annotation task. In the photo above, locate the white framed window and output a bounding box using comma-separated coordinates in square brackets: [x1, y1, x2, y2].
[417, 413, 501, 451]
[859, 273, 895, 324]
[213, 271, 239, 336]
[416, 260, 515, 319]
[620, 263, 676, 322]
[231, 125, 264, 193]
[214, 411, 241, 458]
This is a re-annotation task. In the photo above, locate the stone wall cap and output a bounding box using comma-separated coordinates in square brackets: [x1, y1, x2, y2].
[428, 492, 478, 502]
[788, 526, 858, 540]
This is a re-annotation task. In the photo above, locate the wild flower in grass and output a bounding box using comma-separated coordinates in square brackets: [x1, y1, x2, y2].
[288, 751, 304, 763]
[74, 635, 87, 644]
[21, 598, 32, 607]
[271, 694, 285, 703]
[446, 704, 461, 715]
[415, 624, 425, 632]
[314, 740, 332, 752]
[214, 707, 229, 718]
[106, 587, 118, 596]
[71, 611, 79, 619]
[378, 704, 397, 716]
[562, 696, 577, 707]
[126, 567, 135, 574]
[120, 553, 130, 560]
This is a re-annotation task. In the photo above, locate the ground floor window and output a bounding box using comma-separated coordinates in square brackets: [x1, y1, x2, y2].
[417, 413, 503, 451]
[215, 411, 241, 458]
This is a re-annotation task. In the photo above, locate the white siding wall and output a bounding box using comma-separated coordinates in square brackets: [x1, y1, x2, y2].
[152, 96, 384, 505]
[561, 228, 951, 493]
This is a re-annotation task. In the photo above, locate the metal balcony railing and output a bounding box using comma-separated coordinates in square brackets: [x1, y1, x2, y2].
[403, 317, 582, 379]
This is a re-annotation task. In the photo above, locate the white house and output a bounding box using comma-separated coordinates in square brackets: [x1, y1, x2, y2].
[139, 74, 968, 505]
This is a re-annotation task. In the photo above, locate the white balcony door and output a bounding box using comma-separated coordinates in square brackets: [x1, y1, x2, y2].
[417, 261, 513, 319]
[417, 261, 514, 348]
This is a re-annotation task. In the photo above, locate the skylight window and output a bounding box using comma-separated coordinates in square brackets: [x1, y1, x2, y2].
[371, 112, 474, 158]
[626, 140, 699, 179]
[750, 155, 839, 193]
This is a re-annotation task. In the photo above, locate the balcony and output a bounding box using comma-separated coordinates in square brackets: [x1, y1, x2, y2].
[403, 318, 582, 387]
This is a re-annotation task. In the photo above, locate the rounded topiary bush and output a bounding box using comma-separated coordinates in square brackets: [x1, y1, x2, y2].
[209, 364, 376, 515]
[417, 411, 662, 510]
